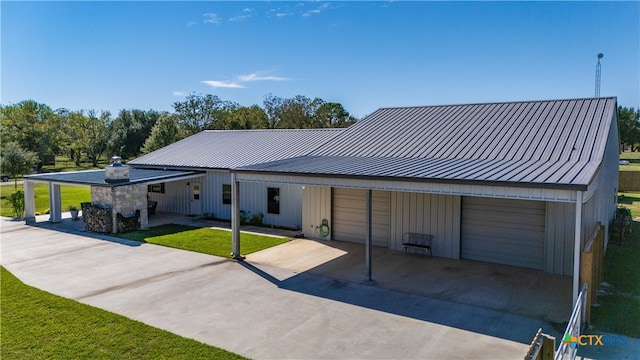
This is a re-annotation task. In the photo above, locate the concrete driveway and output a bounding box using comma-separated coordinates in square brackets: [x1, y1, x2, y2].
[1, 218, 550, 359]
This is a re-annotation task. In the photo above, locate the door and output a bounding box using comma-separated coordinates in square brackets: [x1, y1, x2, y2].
[460, 197, 545, 270]
[191, 182, 202, 215]
[332, 188, 390, 247]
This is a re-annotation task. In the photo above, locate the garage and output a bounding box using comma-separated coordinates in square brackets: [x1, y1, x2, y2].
[461, 197, 545, 270]
[332, 188, 390, 247]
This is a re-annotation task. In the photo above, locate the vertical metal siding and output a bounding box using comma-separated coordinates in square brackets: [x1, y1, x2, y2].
[302, 186, 332, 240]
[389, 192, 461, 258]
[332, 188, 390, 247]
[545, 202, 575, 276]
[461, 197, 546, 270]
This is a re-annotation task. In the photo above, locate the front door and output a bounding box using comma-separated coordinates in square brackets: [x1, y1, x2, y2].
[191, 182, 202, 215]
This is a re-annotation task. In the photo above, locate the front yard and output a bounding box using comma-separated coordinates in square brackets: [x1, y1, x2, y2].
[0, 266, 245, 359]
[112, 223, 290, 258]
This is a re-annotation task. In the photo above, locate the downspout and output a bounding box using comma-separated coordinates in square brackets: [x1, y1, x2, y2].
[365, 189, 374, 283]
[573, 190, 583, 304]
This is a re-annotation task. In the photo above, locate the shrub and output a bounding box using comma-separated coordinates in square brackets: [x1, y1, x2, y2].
[7, 190, 25, 218]
[249, 212, 264, 226]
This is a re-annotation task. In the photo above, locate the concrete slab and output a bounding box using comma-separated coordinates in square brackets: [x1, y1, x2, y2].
[1, 217, 537, 359]
[247, 239, 572, 323]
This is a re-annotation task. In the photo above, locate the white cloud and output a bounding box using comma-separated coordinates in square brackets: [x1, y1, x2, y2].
[229, 14, 251, 22]
[172, 91, 187, 96]
[201, 80, 245, 89]
[187, 21, 198, 27]
[238, 73, 290, 82]
[303, 3, 330, 17]
[203, 13, 221, 24]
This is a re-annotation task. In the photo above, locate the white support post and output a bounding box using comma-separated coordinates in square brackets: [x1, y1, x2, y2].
[24, 180, 36, 224]
[365, 189, 374, 283]
[573, 191, 583, 304]
[49, 183, 62, 223]
[231, 172, 243, 260]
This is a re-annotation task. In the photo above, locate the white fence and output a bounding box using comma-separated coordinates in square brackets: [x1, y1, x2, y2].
[554, 283, 588, 360]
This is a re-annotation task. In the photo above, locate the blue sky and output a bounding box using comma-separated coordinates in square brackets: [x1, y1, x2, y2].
[2, 1, 639, 118]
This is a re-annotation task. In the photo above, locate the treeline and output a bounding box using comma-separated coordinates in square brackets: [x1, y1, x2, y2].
[0, 93, 359, 173]
[618, 106, 640, 151]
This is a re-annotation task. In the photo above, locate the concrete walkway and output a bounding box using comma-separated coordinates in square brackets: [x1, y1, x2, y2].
[0, 217, 542, 359]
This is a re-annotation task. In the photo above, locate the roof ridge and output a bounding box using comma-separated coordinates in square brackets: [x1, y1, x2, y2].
[376, 96, 617, 111]
[203, 128, 344, 133]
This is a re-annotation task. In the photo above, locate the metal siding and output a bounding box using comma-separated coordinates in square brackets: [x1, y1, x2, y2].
[390, 192, 461, 258]
[302, 186, 332, 240]
[332, 188, 390, 247]
[545, 202, 575, 276]
[461, 197, 546, 270]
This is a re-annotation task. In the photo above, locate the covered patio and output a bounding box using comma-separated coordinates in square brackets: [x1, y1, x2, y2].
[23, 165, 204, 233]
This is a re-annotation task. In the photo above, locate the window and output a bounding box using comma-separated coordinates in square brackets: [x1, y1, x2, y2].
[223, 184, 231, 204]
[148, 183, 165, 193]
[268, 187, 280, 214]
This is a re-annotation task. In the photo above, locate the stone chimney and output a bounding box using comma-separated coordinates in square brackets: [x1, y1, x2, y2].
[105, 156, 130, 183]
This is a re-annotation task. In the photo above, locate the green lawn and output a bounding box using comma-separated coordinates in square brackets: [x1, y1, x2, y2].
[0, 183, 90, 217]
[40, 155, 107, 173]
[0, 266, 245, 359]
[113, 224, 290, 257]
[590, 199, 640, 338]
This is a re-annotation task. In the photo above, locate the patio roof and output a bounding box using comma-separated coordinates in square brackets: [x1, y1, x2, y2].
[24, 168, 204, 187]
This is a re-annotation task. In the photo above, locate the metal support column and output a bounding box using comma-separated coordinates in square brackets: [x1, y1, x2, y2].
[573, 191, 583, 304]
[24, 180, 36, 224]
[231, 172, 244, 260]
[365, 189, 374, 284]
[49, 182, 62, 223]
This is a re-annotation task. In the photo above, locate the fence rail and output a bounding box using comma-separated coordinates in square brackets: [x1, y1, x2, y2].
[554, 283, 588, 360]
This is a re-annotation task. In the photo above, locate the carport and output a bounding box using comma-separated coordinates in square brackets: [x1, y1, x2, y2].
[23, 162, 204, 233]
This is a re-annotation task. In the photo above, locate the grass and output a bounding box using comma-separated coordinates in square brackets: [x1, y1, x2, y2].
[589, 198, 640, 338]
[113, 223, 290, 257]
[0, 266, 245, 359]
[40, 155, 107, 173]
[619, 151, 640, 171]
[0, 183, 90, 217]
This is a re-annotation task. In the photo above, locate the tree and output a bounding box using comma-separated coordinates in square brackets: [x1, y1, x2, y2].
[263, 93, 283, 129]
[1, 100, 63, 169]
[173, 93, 239, 135]
[618, 106, 640, 151]
[1, 142, 39, 189]
[223, 105, 269, 129]
[108, 109, 160, 158]
[141, 113, 182, 154]
[62, 110, 111, 167]
[315, 102, 357, 128]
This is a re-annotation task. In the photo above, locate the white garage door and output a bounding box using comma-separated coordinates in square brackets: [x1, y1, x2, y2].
[332, 188, 390, 247]
[461, 197, 545, 270]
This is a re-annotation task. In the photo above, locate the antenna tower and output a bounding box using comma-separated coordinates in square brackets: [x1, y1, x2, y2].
[595, 53, 603, 97]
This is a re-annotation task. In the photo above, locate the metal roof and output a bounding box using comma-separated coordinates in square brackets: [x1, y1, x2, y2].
[25, 168, 202, 187]
[236, 97, 617, 189]
[129, 129, 344, 169]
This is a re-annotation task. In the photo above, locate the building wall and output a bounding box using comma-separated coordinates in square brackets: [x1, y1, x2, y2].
[302, 186, 332, 240]
[545, 202, 575, 276]
[390, 192, 461, 258]
[331, 188, 391, 247]
[148, 170, 303, 229]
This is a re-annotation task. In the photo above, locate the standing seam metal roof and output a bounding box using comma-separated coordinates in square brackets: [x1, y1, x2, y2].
[128, 129, 344, 169]
[236, 97, 617, 189]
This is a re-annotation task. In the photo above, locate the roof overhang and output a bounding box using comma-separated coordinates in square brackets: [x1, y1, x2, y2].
[24, 168, 205, 187]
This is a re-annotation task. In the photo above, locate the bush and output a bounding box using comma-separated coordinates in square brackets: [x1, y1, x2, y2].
[249, 212, 264, 226]
[7, 190, 24, 218]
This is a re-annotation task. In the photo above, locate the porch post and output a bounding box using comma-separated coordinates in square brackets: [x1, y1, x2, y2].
[49, 182, 62, 223]
[573, 191, 583, 304]
[24, 180, 36, 224]
[231, 172, 244, 260]
[365, 189, 374, 283]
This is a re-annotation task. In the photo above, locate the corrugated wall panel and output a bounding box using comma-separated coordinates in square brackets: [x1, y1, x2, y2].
[545, 202, 575, 276]
[390, 192, 461, 258]
[332, 188, 390, 247]
[461, 197, 545, 270]
[148, 180, 191, 214]
[302, 186, 332, 240]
